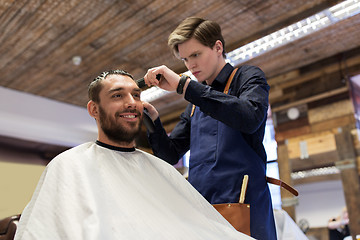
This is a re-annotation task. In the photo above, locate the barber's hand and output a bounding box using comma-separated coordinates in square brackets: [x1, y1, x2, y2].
[144, 65, 180, 91]
[142, 102, 159, 121]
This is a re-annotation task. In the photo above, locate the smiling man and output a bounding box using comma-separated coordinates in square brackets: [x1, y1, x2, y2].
[14, 70, 254, 240]
[88, 70, 143, 147]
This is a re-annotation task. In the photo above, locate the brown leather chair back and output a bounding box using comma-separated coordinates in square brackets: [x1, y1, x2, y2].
[0, 215, 21, 240]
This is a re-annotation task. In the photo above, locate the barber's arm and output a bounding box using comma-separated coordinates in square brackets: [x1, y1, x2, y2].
[143, 65, 191, 94]
[185, 66, 269, 134]
[142, 101, 191, 165]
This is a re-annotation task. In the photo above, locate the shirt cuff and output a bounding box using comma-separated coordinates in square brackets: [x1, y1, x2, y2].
[184, 80, 208, 105]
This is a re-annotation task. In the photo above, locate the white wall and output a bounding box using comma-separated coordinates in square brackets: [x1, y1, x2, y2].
[0, 161, 45, 218]
[295, 180, 346, 228]
[0, 86, 99, 218]
[0, 86, 97, 147]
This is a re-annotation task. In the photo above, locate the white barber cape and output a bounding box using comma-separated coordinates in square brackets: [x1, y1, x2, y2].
[15, 142, 253, 240]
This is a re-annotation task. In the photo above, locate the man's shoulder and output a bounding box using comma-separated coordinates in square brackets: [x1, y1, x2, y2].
[134, 148, 161, 162]
[50, 142, 95, 163]
[60, 142, 94, 154]
[135, 148, 178, 169]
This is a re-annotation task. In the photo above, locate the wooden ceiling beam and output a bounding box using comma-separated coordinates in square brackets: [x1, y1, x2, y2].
[271, 86, 348, 112]
[269, 54, 360, 90]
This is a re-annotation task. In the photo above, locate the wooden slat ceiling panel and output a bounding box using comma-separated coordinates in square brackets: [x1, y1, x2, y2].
[1, 1, 119, 86]
[244, 13, 360, 79]
[221, 0, 343, 50]
[0, 0, 353, 111]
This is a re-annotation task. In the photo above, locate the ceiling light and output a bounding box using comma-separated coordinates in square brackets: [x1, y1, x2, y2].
[287, 107, 300, 120]
[72, 56, 82, 66]
[291, 166, 340, 179]
[227, 0, 360, 66]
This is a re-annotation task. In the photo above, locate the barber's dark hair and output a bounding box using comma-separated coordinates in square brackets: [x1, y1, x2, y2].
[168, 17, 226, 58]
[88, 69, 134, 103]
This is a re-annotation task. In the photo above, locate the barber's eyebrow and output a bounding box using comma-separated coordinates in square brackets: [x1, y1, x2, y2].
[181, 51, 200, 61]
[190, 51, 200, 57]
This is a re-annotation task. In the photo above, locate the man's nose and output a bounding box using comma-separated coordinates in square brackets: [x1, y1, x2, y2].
[125, 94, 137, 108]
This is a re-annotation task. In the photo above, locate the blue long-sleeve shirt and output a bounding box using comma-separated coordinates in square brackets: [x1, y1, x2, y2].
[148, 63, 276, 240]
[149, 63, 269, 164]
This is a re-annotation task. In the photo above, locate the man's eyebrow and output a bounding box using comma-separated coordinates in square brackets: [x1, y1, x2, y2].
[108, 87, 124, 94]
[107, 87, 141, 94]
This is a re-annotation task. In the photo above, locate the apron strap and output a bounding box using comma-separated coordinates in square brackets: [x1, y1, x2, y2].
[224, 68, 238, 94]
[190, 104, 196, 117]
[266, 176, 299, 196]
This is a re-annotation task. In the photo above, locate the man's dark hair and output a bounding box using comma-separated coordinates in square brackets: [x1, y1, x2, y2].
[88, 70, 134, 103]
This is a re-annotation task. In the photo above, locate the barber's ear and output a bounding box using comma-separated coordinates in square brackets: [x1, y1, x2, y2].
[87, 100, 98, 118]
[214, 40, 223, 54]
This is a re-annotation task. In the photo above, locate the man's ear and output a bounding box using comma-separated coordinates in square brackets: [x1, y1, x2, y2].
[214, 40, 223, 56]
[87, 100, 98, 118]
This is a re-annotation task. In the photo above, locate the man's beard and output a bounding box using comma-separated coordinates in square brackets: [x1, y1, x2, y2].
[98, 105, 142, 144]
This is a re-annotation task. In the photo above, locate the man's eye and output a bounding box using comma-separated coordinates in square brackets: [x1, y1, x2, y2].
[112, 94, 122, 98]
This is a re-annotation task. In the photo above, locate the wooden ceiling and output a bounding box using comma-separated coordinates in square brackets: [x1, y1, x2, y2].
[1, 0, 360, 152]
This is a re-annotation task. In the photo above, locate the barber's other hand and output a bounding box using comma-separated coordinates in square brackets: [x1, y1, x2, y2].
[142, 102, 159, 121]
[144, 65, 180, 91]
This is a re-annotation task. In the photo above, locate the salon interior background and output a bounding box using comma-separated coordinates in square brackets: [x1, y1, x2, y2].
[1, 0, 360, 238]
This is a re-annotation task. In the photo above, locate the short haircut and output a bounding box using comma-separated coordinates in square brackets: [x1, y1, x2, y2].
[88, 69, 134, 103]
[168, 17, 226, 58]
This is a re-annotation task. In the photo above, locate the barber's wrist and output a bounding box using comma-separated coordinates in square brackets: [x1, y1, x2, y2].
[182, 78, 190, 94]
[176, 75, 189, 94]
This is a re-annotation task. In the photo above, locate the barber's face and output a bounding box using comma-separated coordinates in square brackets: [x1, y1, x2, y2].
[178, 38, 224, 84]
[97, 75, 143, 143]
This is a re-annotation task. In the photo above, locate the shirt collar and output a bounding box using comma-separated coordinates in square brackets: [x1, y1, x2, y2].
[95, 140, 136, 152]
[210, 63, 234, 91]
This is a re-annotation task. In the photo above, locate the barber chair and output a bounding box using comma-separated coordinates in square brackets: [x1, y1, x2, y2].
[0, 215, 21, 240]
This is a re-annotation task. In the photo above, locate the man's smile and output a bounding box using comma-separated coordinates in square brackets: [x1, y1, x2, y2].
[121, 114, 136, 119]
[117, 111, 139, 122]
